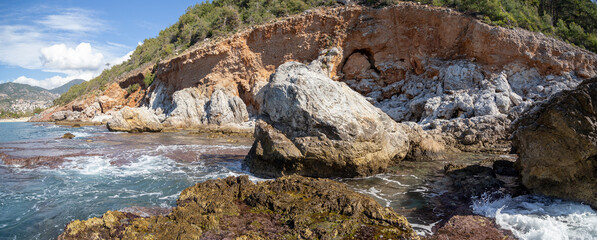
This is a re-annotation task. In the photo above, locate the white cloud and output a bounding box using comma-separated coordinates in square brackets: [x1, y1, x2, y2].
[0, 8, 135, 90]
[0, 25, 46, 68]
[11, 49, 134, 89]
[36, 8, 105, 32]
[14, 75, 88, 90]
[40, 43, 104, 71]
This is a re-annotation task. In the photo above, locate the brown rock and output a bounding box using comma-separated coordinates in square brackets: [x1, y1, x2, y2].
[62, 133, 75, 139]
[428, 215, 513, 240]
[59, 175, 419, 240]
[513, 77, 597, 208]
[342, 52, 372, 79]
[37, 3, 596, 132]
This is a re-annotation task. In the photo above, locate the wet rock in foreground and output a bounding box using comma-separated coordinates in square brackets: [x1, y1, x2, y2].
[426, 215, 513, 240]
[59, 175, 419, 240]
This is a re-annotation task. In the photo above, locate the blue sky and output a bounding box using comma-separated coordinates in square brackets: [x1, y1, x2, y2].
[0, 0, 202, 89]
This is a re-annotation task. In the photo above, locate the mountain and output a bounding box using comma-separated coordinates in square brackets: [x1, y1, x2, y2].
[49, 79, 85, 94]
[0, 82, 58, 113]
[0, 82, 57, 101]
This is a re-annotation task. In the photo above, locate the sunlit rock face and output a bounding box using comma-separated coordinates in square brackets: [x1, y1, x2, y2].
[39, 3, 596, 152]
[245, 61, 411, 178]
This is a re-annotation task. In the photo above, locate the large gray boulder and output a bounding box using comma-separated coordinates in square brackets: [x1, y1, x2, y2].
[245, 62, 411, 177]
[51, 110, 81, 121]
[107, 107, 163, 133]
[148, 83, 249, 129]
[207, 88, 249, 125]
[513, 77, 597, 208]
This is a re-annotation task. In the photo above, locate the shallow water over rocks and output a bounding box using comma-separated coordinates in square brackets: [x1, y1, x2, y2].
[0, 123, 256, 239]
[0, 122, 595, 239]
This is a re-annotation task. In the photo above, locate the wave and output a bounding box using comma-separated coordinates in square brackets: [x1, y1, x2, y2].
[472, 193, 597, 240]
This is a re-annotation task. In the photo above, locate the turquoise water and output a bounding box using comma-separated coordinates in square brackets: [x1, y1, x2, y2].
[0, 122, 256, 239]
[1, 122, 596, 239]
[0, 122, 80, 143]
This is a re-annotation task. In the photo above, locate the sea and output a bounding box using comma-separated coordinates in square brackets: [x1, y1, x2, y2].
[0, 122, 595, 240]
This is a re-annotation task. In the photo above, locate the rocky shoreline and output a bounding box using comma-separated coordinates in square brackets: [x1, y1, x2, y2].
[21, 2, 597, 239]
[58, 175, 420, 240]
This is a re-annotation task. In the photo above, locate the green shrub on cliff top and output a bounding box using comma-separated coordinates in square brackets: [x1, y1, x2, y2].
[409, 0, 597, 52]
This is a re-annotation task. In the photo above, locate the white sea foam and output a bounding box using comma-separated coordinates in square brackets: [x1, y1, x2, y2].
[60, 155, 178, 177]
[71, 132, 92, 138]
[411, 220, 441, 236]
[472, 193, 597, 240]
[355, 187, 392, 207]
[62, 156, 112, 175]
[377, 174, 410, 187]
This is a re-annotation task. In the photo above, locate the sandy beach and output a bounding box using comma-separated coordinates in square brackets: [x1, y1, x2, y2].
[0, 117, 31, 122]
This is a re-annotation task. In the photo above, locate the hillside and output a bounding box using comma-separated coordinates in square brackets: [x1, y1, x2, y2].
[36, 0, 596, 153]
[19, 1, 597, 238]
[0, 82, 58, 114]
[49, 79, 85, 95]
[0, 80, 86, 118]
[52, 0, 597, 108]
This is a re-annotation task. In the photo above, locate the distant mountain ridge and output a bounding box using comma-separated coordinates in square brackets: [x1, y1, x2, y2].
[0, 82, 57, 101]
[49, 79, 85, 94]
[0, 79, 85, 113]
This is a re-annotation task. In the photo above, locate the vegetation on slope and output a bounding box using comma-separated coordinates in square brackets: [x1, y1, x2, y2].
[0, 108, 43, 119]
[55, 0, 597, 107]
[410, 0, 597, 52]
[54, 0, 347, 106]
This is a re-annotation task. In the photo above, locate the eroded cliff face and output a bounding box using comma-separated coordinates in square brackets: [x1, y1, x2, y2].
[40, 3, 597, 149]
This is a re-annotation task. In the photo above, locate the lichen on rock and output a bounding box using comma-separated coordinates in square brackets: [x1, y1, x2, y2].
[59, 175, 420, 240]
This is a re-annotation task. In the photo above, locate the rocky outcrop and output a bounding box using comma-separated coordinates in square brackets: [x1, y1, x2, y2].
[59, 175, 419, 239]
[106, 107, 163, 133]
[513, 78, 597, 208]
[35, 3, 596, 148]
[444, 164, 504, 200]
[245, 62, 412, 177]
[51, 111, 81, 121]
[149, 86, 249, 129]
[428, 215, 513, 240]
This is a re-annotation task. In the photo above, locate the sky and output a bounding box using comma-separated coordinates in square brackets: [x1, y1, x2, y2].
[0, 0, 202, 89]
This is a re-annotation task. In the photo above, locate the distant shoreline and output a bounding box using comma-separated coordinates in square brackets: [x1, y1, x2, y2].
[0, 117, 31, 122]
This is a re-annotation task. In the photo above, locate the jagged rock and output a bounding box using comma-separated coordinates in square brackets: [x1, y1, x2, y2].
[148, 84, 249, 129]
[58, 175, 419, 240]
[428, 215, 513, 240]
[444, 164, 504, 200]
[513, 78, 597, 208]
[156, 86, 208, 128]
[426, 115, 511, 152]
[51, 110, 81, 121]
[492, 160, 518, 177]
[245, 62, 411, 178]
[106, 107, 163, 133]
[90, 114, 112, 123]
[207, 88, 249, 125]
[35, 4, 597, 153]
[81, 102, 101, 119]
